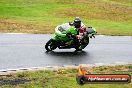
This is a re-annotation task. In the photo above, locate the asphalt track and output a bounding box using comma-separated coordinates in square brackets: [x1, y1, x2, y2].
[0, 34, 132, 70]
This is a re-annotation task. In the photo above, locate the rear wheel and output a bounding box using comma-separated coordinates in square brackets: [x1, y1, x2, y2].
[45, 39, 58, 51]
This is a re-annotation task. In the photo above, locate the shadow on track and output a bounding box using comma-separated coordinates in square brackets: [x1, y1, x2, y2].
[45, 50, 88, 57]
[44, 50, 90, 66]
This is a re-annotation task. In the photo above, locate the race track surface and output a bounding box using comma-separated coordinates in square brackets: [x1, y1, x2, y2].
[0, 34, 132, 70]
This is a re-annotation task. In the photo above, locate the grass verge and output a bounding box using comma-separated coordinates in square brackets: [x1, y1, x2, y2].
[0, 64, 132, 88]
[0, 0, 132, 35]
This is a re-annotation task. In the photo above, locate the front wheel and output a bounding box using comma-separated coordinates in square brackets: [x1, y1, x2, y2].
[45, 39, 58, 51]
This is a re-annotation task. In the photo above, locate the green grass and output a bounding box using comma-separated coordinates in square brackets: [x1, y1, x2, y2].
[0, 64, 132, 88]
[0, 0, 132, 35]
[105, 0, 132, 6]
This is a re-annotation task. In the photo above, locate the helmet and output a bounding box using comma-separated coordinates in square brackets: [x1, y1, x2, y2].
[74, 17, 81, 28]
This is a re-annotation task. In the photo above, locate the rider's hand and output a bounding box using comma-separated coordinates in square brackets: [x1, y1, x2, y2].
[76, 35, 82, 40]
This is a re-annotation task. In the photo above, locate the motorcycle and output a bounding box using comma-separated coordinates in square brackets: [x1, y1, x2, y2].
[45, 27, 97, 51]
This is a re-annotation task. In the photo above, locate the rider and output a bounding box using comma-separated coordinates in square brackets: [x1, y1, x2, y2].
[73, 17, 86, 39]
[55, 17, 86, 45]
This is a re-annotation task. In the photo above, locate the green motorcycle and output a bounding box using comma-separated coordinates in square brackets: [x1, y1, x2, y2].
[45, 27, 97, 51]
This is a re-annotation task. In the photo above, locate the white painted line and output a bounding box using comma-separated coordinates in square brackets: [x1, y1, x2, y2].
[0, 63, 131, 74]
[94, 63, 105, 66]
